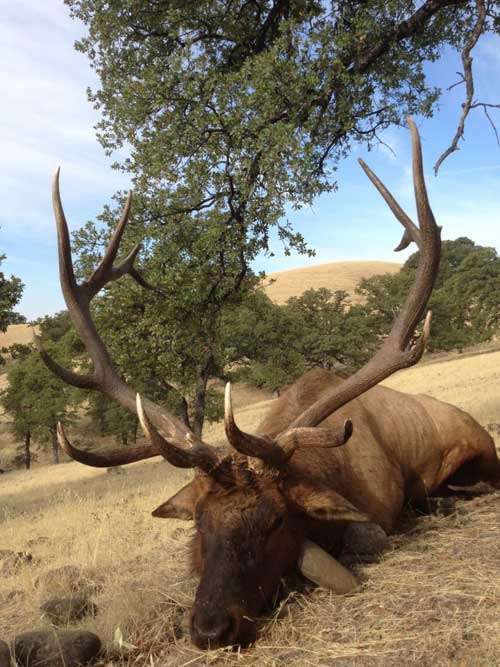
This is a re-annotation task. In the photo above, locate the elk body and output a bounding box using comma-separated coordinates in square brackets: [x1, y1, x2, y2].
[39, 119, 500, 649]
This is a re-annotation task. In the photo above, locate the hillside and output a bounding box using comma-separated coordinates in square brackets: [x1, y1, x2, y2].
[1, 348, 500, 665]
[264, 260, 401, 304]
[0, 323, 33, 350]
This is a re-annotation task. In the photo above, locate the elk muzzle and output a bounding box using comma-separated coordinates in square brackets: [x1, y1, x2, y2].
[190, 602, 256, 649]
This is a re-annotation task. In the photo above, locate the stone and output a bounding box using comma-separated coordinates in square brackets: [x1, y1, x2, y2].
[0, 639, 11, 667]
[38, 566, 103, 597]
[341, 522, 388, 563]
[14, 630, 101, 667]
[106, 466, 125, 475]
[26, 536, 49, 549]
[0, 550, 33, 576]
[41, 596, 97, 626]
[40, 595, 97, 625]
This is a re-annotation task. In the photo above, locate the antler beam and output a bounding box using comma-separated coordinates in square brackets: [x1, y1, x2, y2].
[39, 170, 220, 471]
[287, 117, 440, 429]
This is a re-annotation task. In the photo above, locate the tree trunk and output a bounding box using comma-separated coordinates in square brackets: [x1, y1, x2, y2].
[192, 362, 212, 438]
[24, 430, 31, 470]
[51, 428, 60, 464]
[179, 397, 191, 430]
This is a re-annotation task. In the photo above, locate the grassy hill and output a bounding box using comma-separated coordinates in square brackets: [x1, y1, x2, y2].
[264, 260, 401, 304]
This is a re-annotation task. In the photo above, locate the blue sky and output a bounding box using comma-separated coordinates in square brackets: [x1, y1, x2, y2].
[2, 2, 500, 320]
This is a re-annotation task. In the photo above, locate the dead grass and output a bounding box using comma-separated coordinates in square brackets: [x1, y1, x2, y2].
[2, 349, 500, 665]
[264, 261, 401, 305]
[0, 324, 34, 350]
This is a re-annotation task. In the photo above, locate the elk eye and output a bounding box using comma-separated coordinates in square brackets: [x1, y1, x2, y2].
[271, 515, 283, 532]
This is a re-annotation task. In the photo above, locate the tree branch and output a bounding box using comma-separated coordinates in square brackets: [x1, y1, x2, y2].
[434, 0, 487, 174]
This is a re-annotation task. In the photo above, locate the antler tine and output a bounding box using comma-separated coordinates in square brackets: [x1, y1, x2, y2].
[33, 329, 96, 390]
[391, 117, 439, 348]
[358, 157, 421, 251]
[224, 383, 290, 465]
[287, 118, 441, 430]
[86, 191, 133, 295]
[53, 167, 78, 294]
[137, 394, 220, 473]
[225, 383, 354, 464]
[91, 192, 132, 278]
[57, 421, 161, 467]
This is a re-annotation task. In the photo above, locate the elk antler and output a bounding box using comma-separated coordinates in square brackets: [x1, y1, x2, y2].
[225, 117, 441, 456]
[39, 169, 220, 471]
[290, 118, 440, 428]
[224, 383, 353, 465]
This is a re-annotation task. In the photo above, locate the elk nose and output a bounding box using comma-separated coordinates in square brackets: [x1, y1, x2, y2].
[191, 609, 238, 649]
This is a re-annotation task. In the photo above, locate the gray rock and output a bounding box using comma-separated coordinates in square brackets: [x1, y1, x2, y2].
[0, 550, 33, 576]
[26, 536, 49, 549]
[106, 466, 125, 475]
[0, 639, 11, 667]
[38, 566, 103, 597]
[14, 629, 101, 667]
[41, 596, 97, 626]
[341, 522, 388, 563]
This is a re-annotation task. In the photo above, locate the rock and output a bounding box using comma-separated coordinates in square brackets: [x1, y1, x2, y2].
[341, 522, 388, 564]
[41, 596, 97, 626]
[106, 466, 125, 474]
[0, 639, 11, 667]
[38, 566, 103, 597]
[26, 536, 49, 549]
[14, 629, 101, 667]
[0, 550, 33, 576]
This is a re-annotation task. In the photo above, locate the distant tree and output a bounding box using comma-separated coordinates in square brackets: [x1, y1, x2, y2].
[1, 313, 80, 467]
[0, 254, 24, 331]
[357, 238, 500, 351]
[86, 393, 138, 445]
[223, 289, 306, 393]
[286, 288, 376, 369]
[1, 349, 77, 466]
[0, 252, 25, 365]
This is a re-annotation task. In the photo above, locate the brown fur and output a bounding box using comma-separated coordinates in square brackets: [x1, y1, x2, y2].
[156, 369, 500, 648]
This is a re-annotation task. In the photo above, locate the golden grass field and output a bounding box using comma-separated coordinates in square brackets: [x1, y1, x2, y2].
[2, 349, 500, 666]
[264, 261, 401, 304]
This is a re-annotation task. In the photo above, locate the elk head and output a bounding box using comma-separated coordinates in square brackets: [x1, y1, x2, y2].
[40, 118, 440, 649]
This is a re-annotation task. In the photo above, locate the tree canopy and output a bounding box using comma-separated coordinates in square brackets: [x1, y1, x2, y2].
[357, 237, 500, 351]
[67, 0, 499, 234]
[0, 253, 24, 332]
[54, 0, 500, 431]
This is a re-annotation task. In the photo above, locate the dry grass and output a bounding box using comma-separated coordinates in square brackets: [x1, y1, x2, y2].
[0, 324, 34, 350]
[2, 348, 500, 665]
[264, 261, 401, 305]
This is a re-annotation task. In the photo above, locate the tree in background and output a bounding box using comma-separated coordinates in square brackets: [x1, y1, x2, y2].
[1, 349, 77, 467]
[357, 238, 500, 352]
[0, 252, 25, 365]
[66, 1, 499, 215]
[1, 313, 79, 467]
[222, 288, 306, 394]
[286, 288, 375, 369]
[0, 254, 24, 331]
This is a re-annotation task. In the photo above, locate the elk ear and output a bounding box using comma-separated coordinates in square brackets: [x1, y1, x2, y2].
[285, 481, 370, 523]
[152, 477, 208, 520]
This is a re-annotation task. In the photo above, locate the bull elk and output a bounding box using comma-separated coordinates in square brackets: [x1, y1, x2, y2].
[39, 119, 500, 649]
